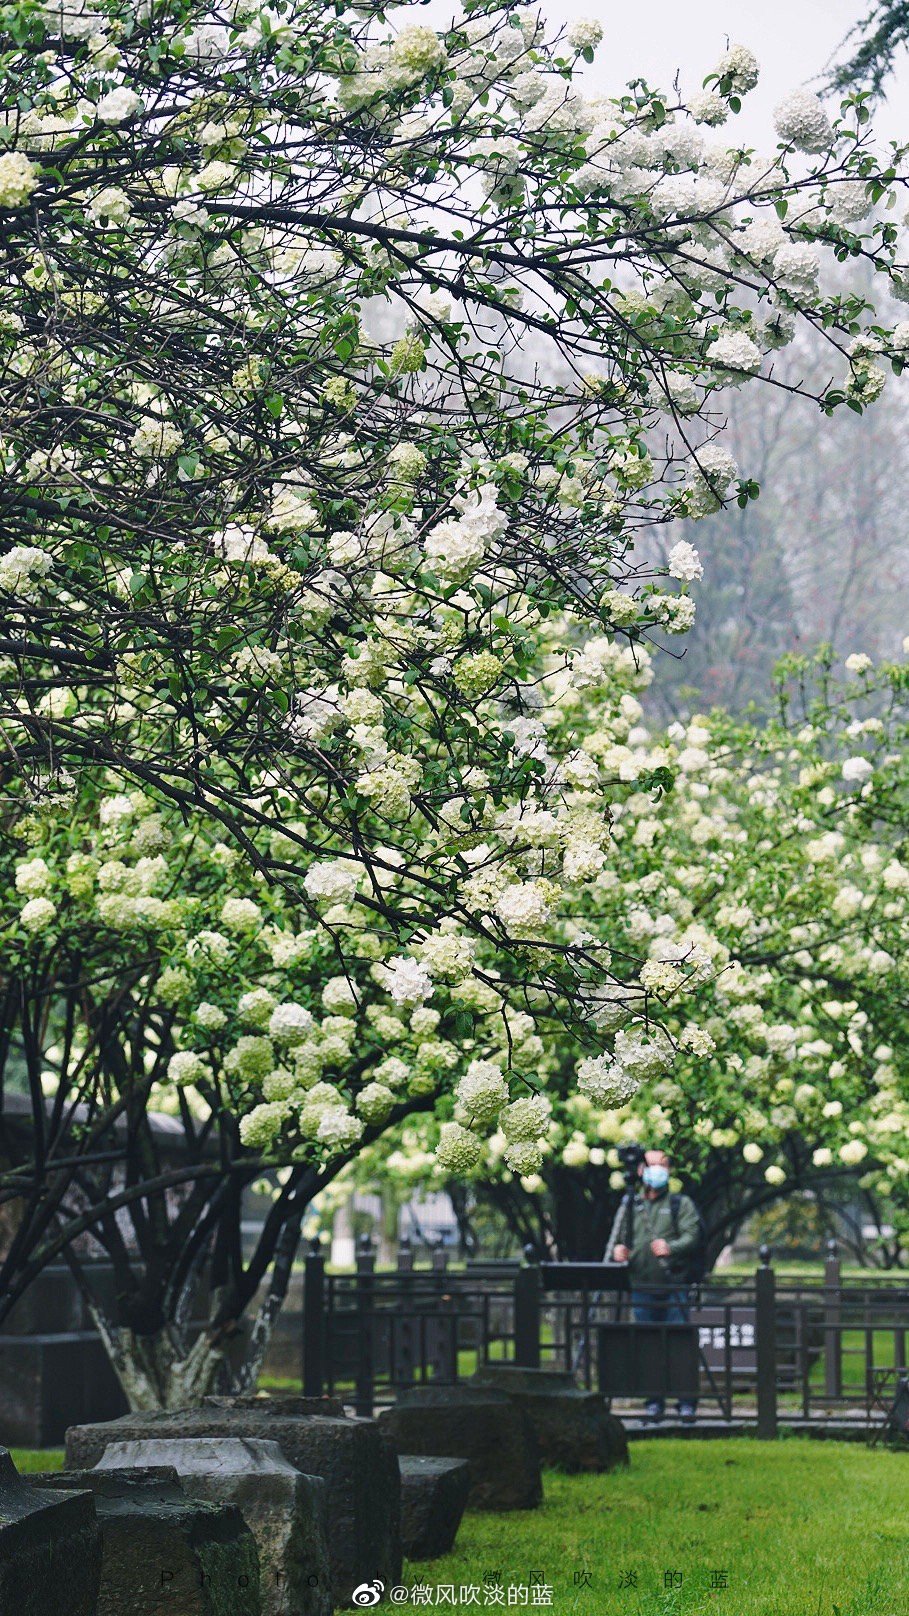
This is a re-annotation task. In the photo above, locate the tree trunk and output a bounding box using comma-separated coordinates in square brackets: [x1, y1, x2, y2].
[85, 1298, 228, 1411]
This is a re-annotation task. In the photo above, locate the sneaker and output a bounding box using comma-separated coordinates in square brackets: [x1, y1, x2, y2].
[677, 1403, 697, 1425]
[644, 1400, 664, 1423]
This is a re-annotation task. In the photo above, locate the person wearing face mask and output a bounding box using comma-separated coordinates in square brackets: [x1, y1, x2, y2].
[609, 1147, 702, 1424]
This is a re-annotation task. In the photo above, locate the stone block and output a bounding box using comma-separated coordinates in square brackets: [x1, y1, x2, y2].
[0, 1448, 101, 1616]
[35, 1465, 260, 1616]
[0, 1333, 127, 1447]
[379, 1387, 542, 1511]
[399, 1456, 470, 1560]
[96, 1438, 331, 1616]
[67, 1395, 400, 1607]
[471, 1366, 630, 1473]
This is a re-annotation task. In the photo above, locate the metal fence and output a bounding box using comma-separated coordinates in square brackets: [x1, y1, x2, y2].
[299, 1236, 909, 1435]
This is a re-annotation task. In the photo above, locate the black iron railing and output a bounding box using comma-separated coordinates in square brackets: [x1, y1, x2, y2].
[299, 1235, 909, 1433]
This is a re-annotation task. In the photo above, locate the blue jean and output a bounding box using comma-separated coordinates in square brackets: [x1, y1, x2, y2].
[631, 1289, 697, 1414]
[631, 1288, 690, 1326]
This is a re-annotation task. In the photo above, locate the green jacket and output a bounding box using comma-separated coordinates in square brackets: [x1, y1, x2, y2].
[611, 1189, 700, 1288]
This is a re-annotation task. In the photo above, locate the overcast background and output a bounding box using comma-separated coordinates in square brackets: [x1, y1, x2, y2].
[409, 1, 909, 711]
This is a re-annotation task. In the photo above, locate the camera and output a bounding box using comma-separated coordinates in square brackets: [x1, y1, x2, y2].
[617, 1142, 646, 1184]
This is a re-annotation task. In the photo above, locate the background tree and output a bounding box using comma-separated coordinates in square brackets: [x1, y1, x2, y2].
[830, 2, 909, 100]
[647, 316, 909, 718]
[358, 648, 909, 1267]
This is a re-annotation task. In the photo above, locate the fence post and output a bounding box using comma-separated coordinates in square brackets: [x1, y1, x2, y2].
[513, 1244, 542, 1369]
[823, 1236, 843, 1399]
[755, 1244, 778, 1440]
[354, 1232, 376, 1417]
[302, 1236, 326, 1398]
[431, 1242, 449, 1274]
[397, 1235, 414, 1273]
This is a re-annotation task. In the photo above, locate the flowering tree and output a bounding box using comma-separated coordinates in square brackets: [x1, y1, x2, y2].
[5, 645, 909, 1409]
[1, 646, 665, 1403]
[356, 649, 909, 1266]
[3, 0, 909, 1395]
[3, 0, 909, 988]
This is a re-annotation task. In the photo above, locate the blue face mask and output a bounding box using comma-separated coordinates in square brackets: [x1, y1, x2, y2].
[642, 1164, 670, 1190]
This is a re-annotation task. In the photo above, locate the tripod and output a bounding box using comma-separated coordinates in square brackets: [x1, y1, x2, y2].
[570, 1176, 637, 1377]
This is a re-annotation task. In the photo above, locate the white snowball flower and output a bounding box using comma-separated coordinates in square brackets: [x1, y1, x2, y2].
[684, 443, 739, 517]
[19, 897, 56, 932]
[774, 90, 834, 153]
[0, 151, 39, 209]
[455, 1060, 510, 1126]
[184, 23, 230, 59]
[15, 858, 51, 896]
[355, 1082, 397, 1124]
[566, 18, 603, 51]
[764, 1164, 786, 1185]
[168, 1051, 207, 1086]
[95, 87, 142, 124]
[240, 1101, 289, 1149]
[220, 896, 262, 931]
[383, 956, 433, 1006]
[714, 44, 760, 94]
[576, 1055, 639, 1105]
[505, 1141, 545, 1175]
[742, 1142, 764, 1164]
[268, 1003, 315, 1045]
[196, 1003, 227, 1032]
[845, 653, 872, 674]
[86, 186, 131, 227]
[303, 859, 360, 903]
[316, 1108, 365, 1152]
[841, 756, 873, 784]
[812, 1147, 833, 1167]
[0, 545, 53, 596]
[436, 1121, 483, 1172]
[706, 328, 762, 380]
[774, 242, 820, 296]
[495, 882, 552, 937]
[688, 90, 727, 127]
[499, 1094, 552, 1142]
[839, 1138, 868, 1166]
[667, 541, 704, 582]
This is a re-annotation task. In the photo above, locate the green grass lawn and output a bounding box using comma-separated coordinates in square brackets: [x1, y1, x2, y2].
[380, 1440, 908, 1616]
[13, 1437, 908, 1614]
[10, 1448, 64, 1473]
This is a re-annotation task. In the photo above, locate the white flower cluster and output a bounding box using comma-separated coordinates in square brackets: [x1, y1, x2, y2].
[382, 956, 433, 1006]
[773, 90, 834, 154]
[0, 151, 38, 209]
[0, 545, 53, 597]
[667, 541, 703, 583]
[565, 19, 603, 52]
[576, 1055, 639, 1105]
[303, 859, 360, 903]
[454, 1059, 510, 1125]
[422, 485, 507, 583]
[706, 328, 763, 383]
[684, 445, 739, 519]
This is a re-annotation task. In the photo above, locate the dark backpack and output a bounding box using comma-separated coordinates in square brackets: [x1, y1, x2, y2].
[669, 1193, 708, 1284]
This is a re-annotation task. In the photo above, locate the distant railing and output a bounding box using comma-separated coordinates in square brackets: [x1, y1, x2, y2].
[299, 1234, 909, 1435]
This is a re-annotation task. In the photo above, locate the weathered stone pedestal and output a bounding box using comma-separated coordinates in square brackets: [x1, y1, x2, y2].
[379, 1386, 542, 1511]
[399, 1456, 470, 1558]
[97, 1438, 331, 1616]
[0, 1449, 101, 1616]
[36, 1466, 260, 1616]
[472, 1366, 630, 1472]
[67, 1396, 401, 1606]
